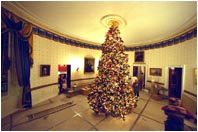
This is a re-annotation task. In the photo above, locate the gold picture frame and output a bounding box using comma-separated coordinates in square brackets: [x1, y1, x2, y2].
[84, 58, 95, 73]
[150, 68, 162, 76]
[135, 51, 144, 63]
[40, 65, 50, 77]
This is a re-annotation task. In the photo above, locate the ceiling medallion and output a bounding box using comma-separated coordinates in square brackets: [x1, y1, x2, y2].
[100, 14, 127, 28]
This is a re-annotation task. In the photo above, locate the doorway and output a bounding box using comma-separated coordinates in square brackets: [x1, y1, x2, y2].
[132, 65, 146, 89]
[168, 67, 183, 98]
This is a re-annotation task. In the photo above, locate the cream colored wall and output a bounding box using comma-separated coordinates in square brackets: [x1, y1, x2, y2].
[182, 92, 197, 114]
[30, 35, 101, 105]
[31, 35, 196, 106]
[1, 35, 196, 118]
[129, 38, 197, 94]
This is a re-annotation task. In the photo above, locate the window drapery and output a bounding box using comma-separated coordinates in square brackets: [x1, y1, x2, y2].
[2, 8, 33, 108]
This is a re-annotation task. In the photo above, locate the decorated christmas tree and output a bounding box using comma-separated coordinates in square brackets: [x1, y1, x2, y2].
[87, 21, 137, 120]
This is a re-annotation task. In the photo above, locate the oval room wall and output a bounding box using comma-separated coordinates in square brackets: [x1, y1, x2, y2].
[30, 33, 197, 105]
[1, 8, 197, 119]
[1, 33, 196, 119]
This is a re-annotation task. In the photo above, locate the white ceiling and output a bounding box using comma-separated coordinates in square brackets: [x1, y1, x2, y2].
[2, 1, 197, 46]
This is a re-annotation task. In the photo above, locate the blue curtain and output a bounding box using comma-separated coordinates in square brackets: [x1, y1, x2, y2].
[14, 33, 32, 108]
[1, 31, 10, 74]
[1, 31, 10, 94]
[2, 8, 32, 108]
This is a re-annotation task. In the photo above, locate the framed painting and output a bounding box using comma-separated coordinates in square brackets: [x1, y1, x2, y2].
[40, 65, 50, 77]
[84, 58, 95, 73]
[150, 68, 162, 76]
[135, 51, 144, 63]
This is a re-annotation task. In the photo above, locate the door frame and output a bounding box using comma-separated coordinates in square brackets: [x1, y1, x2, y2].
[132, 64, 148, 88]
[165, 65, 185, 98]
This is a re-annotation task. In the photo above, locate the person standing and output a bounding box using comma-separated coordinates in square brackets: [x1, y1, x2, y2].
[138, 72, 144, 90]
[58, 74, 64, 94]
[132, 79, 139, 99]
[62, 79, 67, 92]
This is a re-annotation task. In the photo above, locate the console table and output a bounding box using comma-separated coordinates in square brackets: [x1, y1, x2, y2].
[66, 82, 94, 98]
[162, 105, 195, 131]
